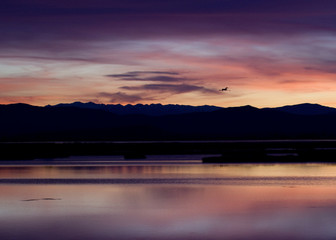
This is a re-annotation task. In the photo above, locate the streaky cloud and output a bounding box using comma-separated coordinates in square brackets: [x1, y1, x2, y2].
[105, 71, 189, 82]
[129, 71, 180, 75]
[121, 84, 219, 94]
[106, 71, 180, 78]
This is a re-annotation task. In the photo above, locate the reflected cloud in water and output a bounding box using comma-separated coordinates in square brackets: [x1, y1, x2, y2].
[1, 163, 336, 239]
[2, 163, 336, 180]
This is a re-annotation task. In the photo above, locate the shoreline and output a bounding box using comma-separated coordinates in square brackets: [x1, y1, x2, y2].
[1, 140, 336, 163]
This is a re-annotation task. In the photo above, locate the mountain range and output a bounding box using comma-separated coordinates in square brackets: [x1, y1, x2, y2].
[50, 102, 336, 116]
[50, 102, 222, 116]
[1, 102, 336, 141]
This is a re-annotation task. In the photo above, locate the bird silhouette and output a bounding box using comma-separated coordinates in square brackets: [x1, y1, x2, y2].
[220, 87, 228, 91]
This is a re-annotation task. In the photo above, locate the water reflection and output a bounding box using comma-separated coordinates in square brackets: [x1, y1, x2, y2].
[1, 184, 336, 239]
[2, 163, 336, 179]
[1, 163, 336, 239]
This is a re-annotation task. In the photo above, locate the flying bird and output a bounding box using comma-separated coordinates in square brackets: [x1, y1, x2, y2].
[220, 87, 229, 91]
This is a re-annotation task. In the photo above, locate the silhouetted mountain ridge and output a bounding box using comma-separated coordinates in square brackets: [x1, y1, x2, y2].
[51, 102, 221, 116]
[267, 103, 336, 115]
[50, 102, 336, 116]
[1, 102, 336, 141]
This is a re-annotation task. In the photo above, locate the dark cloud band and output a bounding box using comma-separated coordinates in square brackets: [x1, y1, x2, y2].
[121, 84, 219, 94]
[105, 71, 188, 82]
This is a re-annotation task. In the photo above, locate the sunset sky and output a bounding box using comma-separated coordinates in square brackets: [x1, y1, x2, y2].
[2, 0, 336, 107]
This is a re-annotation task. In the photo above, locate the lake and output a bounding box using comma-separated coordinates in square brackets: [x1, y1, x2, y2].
[1, 156, 336, 240]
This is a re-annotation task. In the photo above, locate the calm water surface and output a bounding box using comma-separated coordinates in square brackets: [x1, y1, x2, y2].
[1, 156, 336, 240]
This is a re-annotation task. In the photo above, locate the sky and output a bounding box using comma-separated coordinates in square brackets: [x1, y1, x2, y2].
[1, 0, 336, 107]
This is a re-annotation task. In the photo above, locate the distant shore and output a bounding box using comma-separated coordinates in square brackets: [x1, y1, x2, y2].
[1, 140, 336, 163]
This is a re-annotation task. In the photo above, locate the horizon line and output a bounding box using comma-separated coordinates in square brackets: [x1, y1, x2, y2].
[0, 101, 329, 109]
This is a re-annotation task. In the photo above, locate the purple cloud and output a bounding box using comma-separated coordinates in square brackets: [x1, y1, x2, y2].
[106, 71, 179, 78]
[121, 84, 219, 95]
[2, 0, 336, 51]
[106, 71, 191, 82]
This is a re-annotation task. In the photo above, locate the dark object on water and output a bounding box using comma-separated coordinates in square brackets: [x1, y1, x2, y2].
[203, 149, 265, 163]
[123, 153, 147, 160]
[202, 148, 336, 163]
[22, 198, 62, 201]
